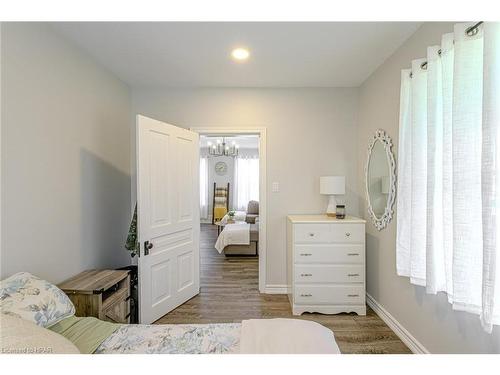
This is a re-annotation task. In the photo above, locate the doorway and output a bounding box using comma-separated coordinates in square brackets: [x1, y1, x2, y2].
[191, 128, 267, 292]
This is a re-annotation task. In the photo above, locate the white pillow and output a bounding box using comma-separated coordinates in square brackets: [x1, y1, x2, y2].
[0, 313, 80, 354]
[0, 272, 75, 328]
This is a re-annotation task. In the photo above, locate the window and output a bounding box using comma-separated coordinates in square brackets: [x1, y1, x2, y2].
[396, 22, 500, 332]
[199, 157, 209, 219]
[233, 156, 259, 211]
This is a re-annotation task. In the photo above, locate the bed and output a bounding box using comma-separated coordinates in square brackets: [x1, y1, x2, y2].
[1, 272, 341, 354]
[49, 315, 339, 354]
[215, 222, 259, 255]
[215, 202, 260, 255]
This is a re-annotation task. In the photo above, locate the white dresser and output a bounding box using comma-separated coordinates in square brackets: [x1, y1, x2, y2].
[286, 215, 366, 316]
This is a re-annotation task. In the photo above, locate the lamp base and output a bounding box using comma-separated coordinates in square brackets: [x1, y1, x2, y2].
[325, 195, 338, 217]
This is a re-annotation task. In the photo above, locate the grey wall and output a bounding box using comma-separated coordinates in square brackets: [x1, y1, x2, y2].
[357, 22, 500, 353]
[132, 88, 360, 287]
[1, 23, 132, 283]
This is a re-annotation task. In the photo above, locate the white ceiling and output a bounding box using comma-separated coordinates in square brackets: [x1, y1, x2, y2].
[51, 22, 421, 88]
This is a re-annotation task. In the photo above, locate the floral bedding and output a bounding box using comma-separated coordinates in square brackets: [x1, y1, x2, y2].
[94, 322, 241, 354]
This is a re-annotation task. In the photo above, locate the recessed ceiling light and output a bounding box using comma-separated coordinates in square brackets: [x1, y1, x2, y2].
[231, 48, 250, 61]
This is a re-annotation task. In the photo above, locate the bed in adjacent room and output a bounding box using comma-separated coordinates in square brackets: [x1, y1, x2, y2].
[215, 222, 259, 256]
[214, 201, 260, 256]
[0, 272, 340, 354]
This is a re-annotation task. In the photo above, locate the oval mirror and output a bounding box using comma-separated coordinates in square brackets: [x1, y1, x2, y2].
[365, 129, 396, 230]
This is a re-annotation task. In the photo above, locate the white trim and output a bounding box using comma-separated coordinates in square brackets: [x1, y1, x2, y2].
[366, 293, 430, 354]
[190, 127, 267, 293]
[264, 285, 289, 294]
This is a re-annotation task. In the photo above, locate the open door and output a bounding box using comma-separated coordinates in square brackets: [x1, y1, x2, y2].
[136, 115, 200, 324]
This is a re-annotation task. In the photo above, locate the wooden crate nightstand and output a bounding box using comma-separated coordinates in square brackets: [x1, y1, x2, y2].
[59, 270, 131, 324]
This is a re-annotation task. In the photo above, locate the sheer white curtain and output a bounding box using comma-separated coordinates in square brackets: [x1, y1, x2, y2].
[233, 155, 259, 211]
[199, 157, 209, 220]
[397, 22, 500, 332]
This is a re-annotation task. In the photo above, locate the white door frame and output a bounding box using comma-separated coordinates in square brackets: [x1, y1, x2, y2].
[190, 127, 267, 293]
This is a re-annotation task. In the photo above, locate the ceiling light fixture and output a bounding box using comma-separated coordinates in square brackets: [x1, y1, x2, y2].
[231, 48, 250, 61]
[207, 138, 239, 157]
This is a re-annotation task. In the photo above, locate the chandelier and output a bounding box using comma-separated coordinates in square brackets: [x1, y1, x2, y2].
[208, 137, 239, 157]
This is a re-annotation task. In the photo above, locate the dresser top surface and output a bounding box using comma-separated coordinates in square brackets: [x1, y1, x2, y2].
[287, 214, 366, 224]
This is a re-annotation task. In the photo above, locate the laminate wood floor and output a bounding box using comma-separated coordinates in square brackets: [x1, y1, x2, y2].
[155, 224, 411, 354]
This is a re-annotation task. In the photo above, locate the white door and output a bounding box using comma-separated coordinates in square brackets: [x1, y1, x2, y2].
[136, 115, 200, 324]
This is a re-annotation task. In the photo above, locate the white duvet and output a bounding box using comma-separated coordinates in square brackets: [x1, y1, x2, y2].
[214, 222, 250, 253]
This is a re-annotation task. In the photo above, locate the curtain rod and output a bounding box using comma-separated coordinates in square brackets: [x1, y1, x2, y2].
[410, 21, 483, 77]
[466, 21, 484, 36]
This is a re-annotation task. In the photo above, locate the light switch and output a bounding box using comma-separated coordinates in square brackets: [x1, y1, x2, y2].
[272, 182, 280, 192]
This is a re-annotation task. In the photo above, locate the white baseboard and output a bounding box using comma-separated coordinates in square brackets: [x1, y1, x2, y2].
[264, 284, 289, 294]
[366, 293, 429, 354]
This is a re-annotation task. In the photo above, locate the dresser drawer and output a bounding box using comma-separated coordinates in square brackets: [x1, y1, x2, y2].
[294, 224, 331, 243]
[295, 264, 364, 283]
[294, 244, 365, 264]
[331, 224, 365, 243]
[294, 285, 365, 305]
[101, 287, 130, 324]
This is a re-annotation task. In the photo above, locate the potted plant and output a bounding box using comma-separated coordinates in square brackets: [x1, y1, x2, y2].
[227, 210, 236, 224]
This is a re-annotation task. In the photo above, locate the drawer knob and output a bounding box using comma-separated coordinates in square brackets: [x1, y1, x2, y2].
[308, 233, 315, 237]
[300, 273, 312, 277]
[347, 253, 359, 256]
[345, 232, 351, 237]
[300, 253, 312, 256]
[300, 294, 312, 297]
[348, 273, 360, 277]
[347, 294, 359, 297]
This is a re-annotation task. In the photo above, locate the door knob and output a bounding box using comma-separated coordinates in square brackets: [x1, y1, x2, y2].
[144, 241, 154, 255]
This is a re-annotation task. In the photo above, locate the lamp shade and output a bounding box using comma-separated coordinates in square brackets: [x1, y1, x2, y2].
[320, 176, 345, 195]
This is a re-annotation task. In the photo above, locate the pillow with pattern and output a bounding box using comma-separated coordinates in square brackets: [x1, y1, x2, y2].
[0, 272, 75, 328]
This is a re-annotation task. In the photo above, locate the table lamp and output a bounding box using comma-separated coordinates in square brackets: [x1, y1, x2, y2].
[320, 176, 345, 217]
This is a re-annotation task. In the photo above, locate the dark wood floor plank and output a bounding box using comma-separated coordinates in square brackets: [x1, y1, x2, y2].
[154, 224, 411, 354]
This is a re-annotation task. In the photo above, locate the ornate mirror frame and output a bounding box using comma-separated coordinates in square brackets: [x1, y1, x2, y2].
[365, 129, 396, 231]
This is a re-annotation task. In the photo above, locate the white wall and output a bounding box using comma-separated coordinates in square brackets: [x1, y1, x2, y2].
[357, 22, 500, 353]
[132, 88, 359, 287]
[1, 23, 132, 283]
